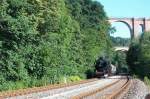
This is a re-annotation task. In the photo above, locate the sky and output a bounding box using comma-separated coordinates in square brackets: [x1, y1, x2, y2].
[95, 0, 150, 38]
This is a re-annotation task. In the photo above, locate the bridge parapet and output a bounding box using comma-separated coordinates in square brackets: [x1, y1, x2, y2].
[109, 17, 150, 38]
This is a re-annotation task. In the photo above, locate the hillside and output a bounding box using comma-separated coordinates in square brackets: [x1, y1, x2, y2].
[110, 36, 131, 47]
[0, 0, 112, 91]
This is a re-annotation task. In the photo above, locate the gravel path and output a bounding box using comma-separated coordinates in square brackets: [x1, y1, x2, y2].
[123, 79, 150, 99]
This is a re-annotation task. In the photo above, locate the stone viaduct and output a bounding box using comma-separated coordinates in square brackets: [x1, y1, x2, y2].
[108, 18, 150, 38]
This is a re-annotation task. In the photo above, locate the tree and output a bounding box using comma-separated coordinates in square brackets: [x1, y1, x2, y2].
[111, 37, 130, 46]
[139, 32, 150, 77]
[127, 32, 150, 78]
[126, 39, 141, 74]
[0, 0, 112, 91]
[65, 0, 112, 66]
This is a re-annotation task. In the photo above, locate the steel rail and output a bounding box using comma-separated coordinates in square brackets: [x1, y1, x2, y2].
[71, 77, 131, 99]
[0, 79, 98, 99]
[107, 77, 131, 99]
[71, 79, 121, 99]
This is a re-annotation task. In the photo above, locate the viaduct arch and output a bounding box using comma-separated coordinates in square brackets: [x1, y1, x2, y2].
[109, 18, 150, 38]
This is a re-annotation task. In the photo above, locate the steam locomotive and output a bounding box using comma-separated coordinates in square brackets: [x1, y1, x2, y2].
[95, 57, 116, 78]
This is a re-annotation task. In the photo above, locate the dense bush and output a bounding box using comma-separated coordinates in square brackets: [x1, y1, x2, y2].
[127, 39, 141, 74]
[112, 51, 129, 73]
[0, 0, 111, 91]
[127, 32, 150, 78]
[111, 37, 130, 46]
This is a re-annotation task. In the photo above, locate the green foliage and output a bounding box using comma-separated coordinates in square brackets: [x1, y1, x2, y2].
[127, 39, 141, 74]
[67, 76, 81, 82]
[144, 76, 150, 87]
[140, 32, 150, 65]
[111, 37, 130, 46]
[132, 74, 139, 79]
[112, 51, 129, 73]
[127, 32, 150, 78]
[139, 32, 150, 77]
[65, 0, 112, 66]
[0, 0, 111, 91]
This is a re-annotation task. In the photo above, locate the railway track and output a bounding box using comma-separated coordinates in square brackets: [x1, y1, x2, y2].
[72, 76, 131, 99]
[0, 79, 98, 99]
[0, 76, 131, 99]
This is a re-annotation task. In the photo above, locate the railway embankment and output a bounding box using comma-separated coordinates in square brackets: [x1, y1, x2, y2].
[123, 79, 149, 99]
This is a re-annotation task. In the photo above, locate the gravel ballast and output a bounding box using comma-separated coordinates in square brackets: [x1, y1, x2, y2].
[7, 77, 121, 99]
[123, 79, 150, 99]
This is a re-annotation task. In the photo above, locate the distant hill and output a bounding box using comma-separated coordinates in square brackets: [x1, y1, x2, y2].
[110, 36, 131, 47]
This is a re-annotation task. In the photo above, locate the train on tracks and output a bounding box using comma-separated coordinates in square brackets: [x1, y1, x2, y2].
[95, 57, 116, 78]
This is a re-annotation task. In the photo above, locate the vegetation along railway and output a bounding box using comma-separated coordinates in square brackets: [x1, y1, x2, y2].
[0, 55, 131, 99]
[0, 0, 150, 99]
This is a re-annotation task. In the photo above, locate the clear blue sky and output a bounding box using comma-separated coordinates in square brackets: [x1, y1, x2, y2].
[95, 0, 150, 38]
